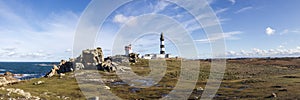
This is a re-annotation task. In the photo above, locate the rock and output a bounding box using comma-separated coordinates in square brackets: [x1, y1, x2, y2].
[272, 93, 277, 98]
[104, 86, 110, 90]
[0, 72, 20, 86]
[266, 92, 277, 98]
[97, 57, 117, 72]
[95, 47, 104, 64]
[57, 60, 74, 74]
[129, 53, 139, 63]
[78, 47, 104, 69]
[111, 55, 129, 63]
[283, 76, 299, 78]
[75, 63, 85, 70]
[46, 47, 126, 78]
[32, 96, 41, 100]
[0, 87, 5, 90]
[0, 77, 8, 86]
[279, 88, 288, 92]
[194, 96, 199, 99]
[33, 81, 44, 85]
[111, 62, 119, 66]
[271, 86, 282, 88]
[197, 87, 204, 91]
[45, 68, 57, 78]
[60, 73, 65, 78]
[4, 88, 39, 99]
[88, 96, 99, 100]
[4, 71, 13, 76]
[117, 66, 131, 72]
[129, 87, 141, 93]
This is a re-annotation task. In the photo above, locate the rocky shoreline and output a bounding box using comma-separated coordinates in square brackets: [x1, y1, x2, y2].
[0, 57, 299, 99]
[0, 87, 40, 100]
[0, 47, 133, 99]
[0, 72, 41, 99]
[0, 72, 20, 86]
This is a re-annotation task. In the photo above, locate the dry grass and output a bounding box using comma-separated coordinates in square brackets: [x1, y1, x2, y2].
[0, 58, 299, 99]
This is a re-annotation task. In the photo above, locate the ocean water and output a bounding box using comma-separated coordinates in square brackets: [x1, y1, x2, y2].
[0, 62, 59, 80]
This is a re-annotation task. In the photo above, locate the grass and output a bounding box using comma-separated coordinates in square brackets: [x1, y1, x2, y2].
[1, 73, 84, 100]
[0, 58, 299, 99]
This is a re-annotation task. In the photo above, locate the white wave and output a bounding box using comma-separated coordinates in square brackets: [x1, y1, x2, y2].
[13, 74, 40, 79]
[34, 64, 53, 67]
[0, 69, 7, 71]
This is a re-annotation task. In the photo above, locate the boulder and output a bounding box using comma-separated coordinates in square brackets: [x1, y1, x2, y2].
[33, 81, 45, 85]
[88, 96, 99, 100]
[75, 63, 85, 70]
[196, 87, 204, 91]
[129, 53, 139, 63]
[97, 57, 117, 72]
[5, 88, 40, 99]
[266, 92, 277, 98]
[0, 77, 8, 86]
[45, 60, 75, 78]
[104, 86, 110, 90]
[45, 68, 57, 78]
[78, 47, 104, 69]
[95, 47, 104, 64]
[0, 72, 20, 86]
[57, 61, 74, 74]
[271, 93, 277, 98]
[4, 71, 13, 76]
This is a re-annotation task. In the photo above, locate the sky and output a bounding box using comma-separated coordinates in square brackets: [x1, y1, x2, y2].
[0, 0, 299, 61]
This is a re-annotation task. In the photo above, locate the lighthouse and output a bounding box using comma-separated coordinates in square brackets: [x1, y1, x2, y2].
[125, 44, 132, 56]
[142, 32, 174, 59]
[160, 32, 165, 54]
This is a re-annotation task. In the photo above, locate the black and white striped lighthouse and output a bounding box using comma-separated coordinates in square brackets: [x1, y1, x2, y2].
[160, 32, 165, 54]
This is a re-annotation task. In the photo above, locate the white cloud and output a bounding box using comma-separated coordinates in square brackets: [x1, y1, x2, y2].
[227, 47, 300, 57]
[195, 31, 242, 43]
[215, 8, 229, 15]
[152, 0, 169, 13]
[113, 14, 137, 26]
[65, 49, 72, 53]
[181, 9, 229, 32]
[235, 6, 253, 14]
[183, 17, 225, 32]
[280, 29, 289, 35]
[0, 1, 31, 31]
[279, 29, 300, 35]
[19, 52, 50, 58]
[265, 27, 276, 35]
[228, 0, 236, 5]
[0, 1, 78, 61]
[2, 47, 16, 51]
[7, 52, 17, 57]
[0, 46, 52, 60]
[291, 30, 300, 33]
[278, 45, 284, 48]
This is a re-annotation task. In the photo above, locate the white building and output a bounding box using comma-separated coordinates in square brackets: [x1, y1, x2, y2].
[124, 44, 133, 56]
[141, 32, 176, 59]
[142, 54, 173, 59]
[143, 54, 154, 59]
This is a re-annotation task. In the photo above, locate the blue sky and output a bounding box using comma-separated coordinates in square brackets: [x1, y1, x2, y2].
[0, 0, 299, 61]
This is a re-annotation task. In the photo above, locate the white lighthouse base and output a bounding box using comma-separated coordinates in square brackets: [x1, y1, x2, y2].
[156, 54, 166, 59]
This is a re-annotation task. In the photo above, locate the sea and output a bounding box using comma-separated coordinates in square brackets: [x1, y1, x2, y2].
[0, 62, 59, 80]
